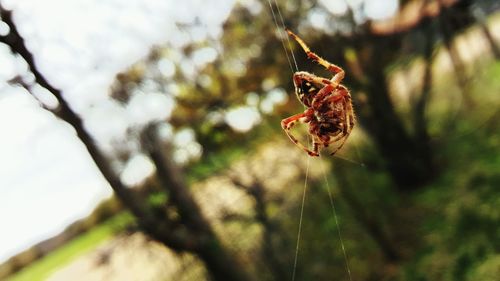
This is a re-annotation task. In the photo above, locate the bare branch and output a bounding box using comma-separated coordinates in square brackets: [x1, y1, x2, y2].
[141, 124, 214, 236]
[0, 5, 61, 105]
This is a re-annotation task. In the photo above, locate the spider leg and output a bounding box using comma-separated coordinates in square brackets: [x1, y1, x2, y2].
[329, 99, 353, 156]
[293, 73, 348, 112]
[311, 85, 350, 110]
[287, 29, 345, 86]
[329, 135, 348, 156]
[281, 110, 319, 157]
[312, 139, 321, 156]
[294, 72, 333, 86]
[308, 125, 324, 154]
[347, 95, 356, 128]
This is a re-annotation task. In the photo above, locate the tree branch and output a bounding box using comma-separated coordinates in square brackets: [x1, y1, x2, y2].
[227, 164, 289, 281]
[0, 5, 61, 104]
[413, 18, 435, 154]
[141, 124, 213, 236]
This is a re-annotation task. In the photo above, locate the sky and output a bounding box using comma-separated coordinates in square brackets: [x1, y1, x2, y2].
[0, 0, 399, 262]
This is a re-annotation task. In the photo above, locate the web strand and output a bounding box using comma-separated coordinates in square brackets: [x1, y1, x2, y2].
[263, 2, 310, 280]
[266, 0, 296, 74]
[274, 0, 299, 72]
[291, 156, 310, 281]
[333, 153, 365, 167]
[320, 158, 353, 281]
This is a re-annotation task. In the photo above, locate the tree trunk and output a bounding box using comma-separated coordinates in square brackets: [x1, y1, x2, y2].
[438, 3, 474, 107]
[365, 74, 434, 190]
[229, 170, 288, 281]
[352, 37, 435, 190]
[144, 125, 253, 281]
[197, 239, 253, 281]
[413, 21, 435, 170]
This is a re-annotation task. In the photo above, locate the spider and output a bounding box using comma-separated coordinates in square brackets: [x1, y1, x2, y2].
[281, 29, 355, 157]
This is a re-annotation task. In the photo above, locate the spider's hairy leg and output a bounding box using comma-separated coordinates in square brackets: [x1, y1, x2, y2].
[294, 72, 345, 107]
[312, 140, 320, 156]
[286, 29, 345, 86]
[281, 110, 319, 157]
[311, 84, 339, 109]
[314, 86, 350, 109]
[308, 123, 322, 155]
[294, 72, 334, 87]
[329, 136, 348, 156]
[329, 99, 354, 156]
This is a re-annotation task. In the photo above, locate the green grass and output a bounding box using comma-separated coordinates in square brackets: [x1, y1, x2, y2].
[7, 212, 132, 281]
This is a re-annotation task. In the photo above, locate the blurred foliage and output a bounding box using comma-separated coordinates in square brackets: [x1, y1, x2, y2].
[3, 0, 499, 280]
[103, 0, 500, 280]
[404, 66, 500, 280]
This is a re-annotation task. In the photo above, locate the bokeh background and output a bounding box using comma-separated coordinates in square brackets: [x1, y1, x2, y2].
[0, 0, 499, 280]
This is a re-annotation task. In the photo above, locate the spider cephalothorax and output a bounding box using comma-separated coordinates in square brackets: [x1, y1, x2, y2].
[281, 29, 355, 157]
